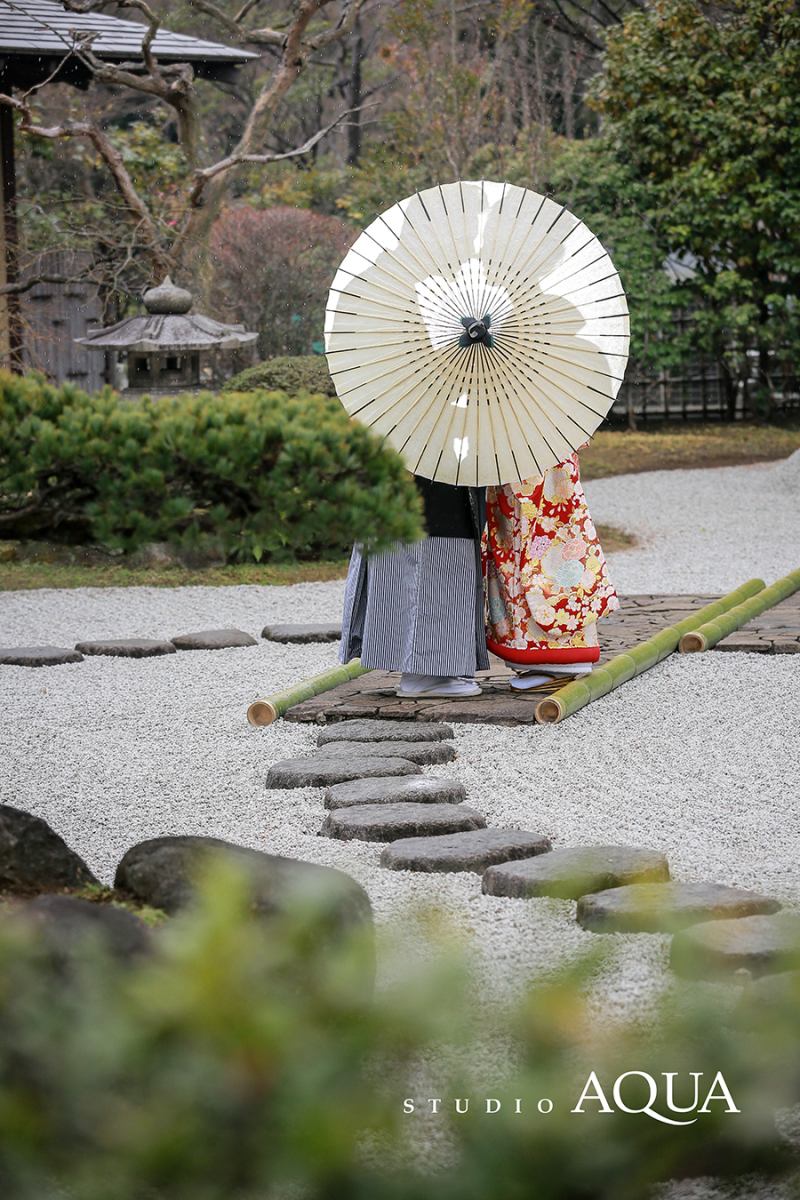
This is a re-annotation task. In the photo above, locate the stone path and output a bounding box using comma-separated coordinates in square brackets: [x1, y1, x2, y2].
[267, 717, 799, 983]
[285, 593, 800, 727]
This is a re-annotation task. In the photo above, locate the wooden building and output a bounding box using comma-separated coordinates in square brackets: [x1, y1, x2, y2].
[0, 0, 256, 378]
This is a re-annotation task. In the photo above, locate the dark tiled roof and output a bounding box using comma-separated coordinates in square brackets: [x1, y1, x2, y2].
[0, 0, 258, 62]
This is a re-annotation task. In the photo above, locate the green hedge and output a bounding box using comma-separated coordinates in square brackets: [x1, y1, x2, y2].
[0, 371, 423, 561]
[223, 355, 337, 396]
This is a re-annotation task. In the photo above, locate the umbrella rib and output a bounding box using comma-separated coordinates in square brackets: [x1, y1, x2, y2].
[432, 187, 477, 315]
[504, 218, 590, 292]
[475, 179, 508, 321]
[342, 340, 468, 418]
[476, 345, 558, 476]
[363, 218, 473, 321]
[433, 345, 474, 485]
[415, 186, 483, 319]
[525, 344, 625, 385]
[400, 346, 472, 473]
[488, 353, 581, 468]
[335, 349, 456, 408]
[476, 342, 526, 483]
[507, 349, 612, 421]
[503, 333, 623, 379]
[507, 352, 606, 430]
[486, 328, 609, 426]
[535, 248, 611, 294]
[338, 243, 468, 329]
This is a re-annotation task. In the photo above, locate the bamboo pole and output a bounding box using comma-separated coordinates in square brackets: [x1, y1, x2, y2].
[678, 567, 800, 654]
[247, 659, 371, 727]
[534, 577, 766, 726]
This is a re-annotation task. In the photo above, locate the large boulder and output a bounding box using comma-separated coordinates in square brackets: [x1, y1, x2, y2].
[114, 835, 373, 952]
[0, 805, 99, 892]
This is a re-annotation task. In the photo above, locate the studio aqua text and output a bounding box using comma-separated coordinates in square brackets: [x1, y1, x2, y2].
[403, 1071, 739, 1126]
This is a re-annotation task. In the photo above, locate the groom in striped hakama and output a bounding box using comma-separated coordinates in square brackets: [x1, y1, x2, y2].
[339, 479, 489, 698]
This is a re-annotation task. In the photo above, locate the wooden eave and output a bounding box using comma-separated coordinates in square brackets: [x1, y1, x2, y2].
[0, 0, 258, 88]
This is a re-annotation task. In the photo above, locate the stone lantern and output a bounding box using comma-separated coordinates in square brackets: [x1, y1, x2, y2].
[74, 277, 257, 391]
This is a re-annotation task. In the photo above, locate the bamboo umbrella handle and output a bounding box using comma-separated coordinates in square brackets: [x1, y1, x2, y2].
[534, 577, 766, 726]
[247, 659, 371, 726]
[678, 567, 800, 653]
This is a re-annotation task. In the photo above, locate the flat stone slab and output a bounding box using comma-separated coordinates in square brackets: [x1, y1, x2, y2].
[262, 623, 342, 643]
[0, 645, 84, 667]
[315, 739, 455, 766]
[482, 845, 670, 900]
[381, 828, 552, 874]
[670, 912, 800, 980]
[284, 595, 800, 726]
[74, 638, 176, 658]
[324, 775, 467, 810]
[577, 881, 782, 933]
[170, 628, 257, 650]
[320, 802, 487, 843]
[318, 720, 454, 745]
[266, 756, 421, 789]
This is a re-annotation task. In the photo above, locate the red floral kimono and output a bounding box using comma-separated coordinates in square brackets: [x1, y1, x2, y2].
[482, 451, 618, 666]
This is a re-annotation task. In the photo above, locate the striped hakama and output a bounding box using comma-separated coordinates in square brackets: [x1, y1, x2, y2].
[339, 537, 490, 676]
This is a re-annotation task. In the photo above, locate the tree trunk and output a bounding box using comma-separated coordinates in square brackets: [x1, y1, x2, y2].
[346, 16, 363, 167]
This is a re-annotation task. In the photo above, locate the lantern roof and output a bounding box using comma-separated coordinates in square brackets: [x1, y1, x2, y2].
[74, 277, 258, 352]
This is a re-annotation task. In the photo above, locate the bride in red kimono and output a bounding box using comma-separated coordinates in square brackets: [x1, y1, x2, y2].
[482, 448, 618, 691]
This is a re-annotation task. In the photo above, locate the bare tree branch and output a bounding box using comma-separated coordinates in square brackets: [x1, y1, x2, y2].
[243, 27, 290, 46]
[62, 0, 201, 162]
[1, 92, 170, 277]
[235, 0, 264, 21]
[309, 0, 362, 51]
[0, 274, 71, 297]
[186, 0, 241, 39]
[184, 103, 366, 208]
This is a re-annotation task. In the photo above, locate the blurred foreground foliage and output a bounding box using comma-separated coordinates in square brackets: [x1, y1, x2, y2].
[0, 857, 799, 1200]
[0, 371, 423, 562]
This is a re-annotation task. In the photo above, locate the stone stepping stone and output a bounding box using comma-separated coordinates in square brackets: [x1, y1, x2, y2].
[262, 623, 342, 643]
[315, 739, 455, 766]
[170, 628, 257, 650]
[320, 802, 486, 843]
[577, 881, 781, 934]
[318, 719, 454, 745]
[324, 775, 467, 810]
[266, 756, 421, 789]
[74, 638, 176, 658]
[381, 828, 552, 874]
[482, 845, 670, 900]
[670, 912, 800, 980]
[0, 645, 83, 667]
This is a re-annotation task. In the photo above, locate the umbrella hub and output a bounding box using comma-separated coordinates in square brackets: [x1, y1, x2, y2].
[459, 314, 494, 348]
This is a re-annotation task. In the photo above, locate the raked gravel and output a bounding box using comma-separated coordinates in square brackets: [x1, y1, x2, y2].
[1, 457, 800, 1195]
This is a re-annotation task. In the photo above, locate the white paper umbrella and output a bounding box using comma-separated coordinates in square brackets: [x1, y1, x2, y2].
[324, 180, 629, 486]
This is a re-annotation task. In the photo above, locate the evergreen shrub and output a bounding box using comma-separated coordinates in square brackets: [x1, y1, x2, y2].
[223, 355, 337, 396]
[0, 370, 423, 561]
